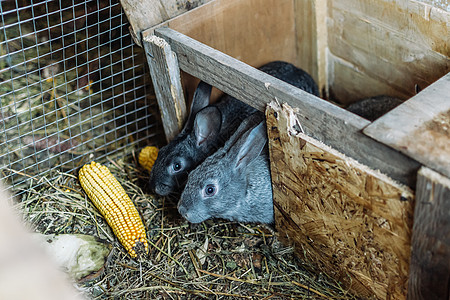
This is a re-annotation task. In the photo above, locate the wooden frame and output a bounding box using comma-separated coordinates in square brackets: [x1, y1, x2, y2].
[142, 26, 449, 299]
[145, 27, 420, 187]
[408, 167, 450, 299]
[120, 0, 449, 298]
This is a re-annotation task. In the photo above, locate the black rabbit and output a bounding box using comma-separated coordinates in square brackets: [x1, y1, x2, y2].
[346, 95, 403, 121]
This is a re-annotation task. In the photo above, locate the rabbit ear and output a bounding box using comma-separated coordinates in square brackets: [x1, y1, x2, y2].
[194, 106, 222, 147]
[222, 112, 264, 152]
[183, 81, 212, 132]
[229, 121, 267, 174]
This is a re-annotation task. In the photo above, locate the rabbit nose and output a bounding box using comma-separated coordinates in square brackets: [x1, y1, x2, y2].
[177, 202, 189, 218]
[154, 185, 163, 195]
[154, 183, 171, 196]
[177, 202, 185, 214]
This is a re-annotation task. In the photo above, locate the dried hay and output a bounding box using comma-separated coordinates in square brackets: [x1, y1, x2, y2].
[13, 155, 357, 299]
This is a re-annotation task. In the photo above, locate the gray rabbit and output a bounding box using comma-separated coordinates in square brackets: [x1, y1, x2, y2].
[149, 61, 318, 196]
[178, 113, 274, 224]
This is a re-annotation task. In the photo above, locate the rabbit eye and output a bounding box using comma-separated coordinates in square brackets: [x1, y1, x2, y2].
[172, 162, 182, 172]
[204, 184, 216, 197]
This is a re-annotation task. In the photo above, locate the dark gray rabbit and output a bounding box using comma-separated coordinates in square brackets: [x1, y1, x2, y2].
[178, 113, 274, 224]
[149, 82, 257, 196]
[149, 61, 318, 196]
[258, 61, 320, 97]
[346, 95, 403, 121]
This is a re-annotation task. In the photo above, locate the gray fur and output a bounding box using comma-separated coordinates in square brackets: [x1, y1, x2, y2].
[149, 85, 256, 196]
[258, 61, 320, 97]
[346, 95, 403, 121]
[178, 114, 274, 224]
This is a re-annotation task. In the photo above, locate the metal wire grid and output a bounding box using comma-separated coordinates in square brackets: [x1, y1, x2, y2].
[0, 0, 161, 198]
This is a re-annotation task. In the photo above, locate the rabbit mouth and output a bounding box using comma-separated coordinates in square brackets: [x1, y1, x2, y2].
[178, 204, 207, 224]
[183, 213, 207, 224]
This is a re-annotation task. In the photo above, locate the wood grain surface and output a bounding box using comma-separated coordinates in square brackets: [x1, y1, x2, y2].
[266, 101, 415, 299]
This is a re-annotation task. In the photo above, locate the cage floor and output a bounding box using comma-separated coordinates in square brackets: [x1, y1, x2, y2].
[15, 157, 357, 299]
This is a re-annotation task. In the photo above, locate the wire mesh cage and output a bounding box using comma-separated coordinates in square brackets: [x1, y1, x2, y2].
[0, 0, 161, 198]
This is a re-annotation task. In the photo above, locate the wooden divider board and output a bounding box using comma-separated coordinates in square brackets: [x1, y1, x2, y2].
[266, 100, 414, 299]
[364, 73, 450, 179]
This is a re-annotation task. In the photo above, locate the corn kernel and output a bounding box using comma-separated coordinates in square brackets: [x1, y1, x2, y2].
[138, 146, 159, 172]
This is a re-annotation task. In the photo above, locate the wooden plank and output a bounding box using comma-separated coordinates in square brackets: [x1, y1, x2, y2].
[143, 35, 187, 142]
[294, 0, 328, 97]
[408, 167, 450, 299]
[364, 72, 450, 178]
[151, 26, 420, 186]
[266, 101, 414, 300]
[415, 0, 450, 11]
[119, 0, 212, 46]
[327, 0, 449, 103]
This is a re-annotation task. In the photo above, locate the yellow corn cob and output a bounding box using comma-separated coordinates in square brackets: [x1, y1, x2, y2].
[79, 161, 148, 258]
[138, 146, 159, 172]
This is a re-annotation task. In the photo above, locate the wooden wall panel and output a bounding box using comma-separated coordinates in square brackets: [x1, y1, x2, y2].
[266, 100, 415, 299]
[327, 0, 450, 104]
[144, 0, 297, 102]
[293, 0, 327, 96]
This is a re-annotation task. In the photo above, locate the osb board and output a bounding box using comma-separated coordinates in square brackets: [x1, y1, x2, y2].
[327, 0, 450, 104]
[266, 101, 415, 299]
[143, 0, 298, 102]
[120, 0, 212, 46]
[364, 72, 450, 179]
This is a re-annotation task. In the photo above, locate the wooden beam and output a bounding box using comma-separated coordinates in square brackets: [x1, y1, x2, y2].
[119, 0, 212, 46]
[151, 26, 420, 186]
[294, 0, 328, 97]
[364, 72, 450, 178]
[408, 167, 450, 299]
[143, 34, 187, 142]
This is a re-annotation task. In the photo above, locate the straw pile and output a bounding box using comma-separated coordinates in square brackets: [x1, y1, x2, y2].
[14, 156, 357, 299]
[3, 3, 356, 299]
